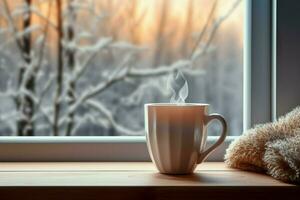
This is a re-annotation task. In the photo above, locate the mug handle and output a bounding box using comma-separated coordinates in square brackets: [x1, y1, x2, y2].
[197, 113, 227, 163]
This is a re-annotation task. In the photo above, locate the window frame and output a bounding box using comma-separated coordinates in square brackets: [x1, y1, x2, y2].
[0, 0, 276, 162]
[244, 0, 276, 129]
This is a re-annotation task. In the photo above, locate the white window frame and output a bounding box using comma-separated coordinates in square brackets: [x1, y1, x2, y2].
[0, 0, 276, 162]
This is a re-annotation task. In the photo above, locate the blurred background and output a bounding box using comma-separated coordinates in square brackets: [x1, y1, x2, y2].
[0, 0, 243, 136]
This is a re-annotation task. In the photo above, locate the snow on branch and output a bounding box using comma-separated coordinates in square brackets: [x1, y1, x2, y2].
[110, 41, 146, 51]
[60, 37, 113, 118]
[0, 110, 19, 122]
[10, 3, 57, 30]
[70, 37, 113, 82]
[62, 51, 134, 122]
[121, 79, 171, 107]
[18, 62, 39, 94]
[35, 75, 55, 113]
[16, 25, 41, 39]
[75, 37, 112, 53]
[70, 113, 111, 136]
[71, 1, 108, 21]
[0, 0, 241, 136]
[10, 3, 27, 18]
[0, 90, 16, 100]
[36, 106, 54, 126]
[0, 36, 25, 51]
[62, 55, 204, 127]
[0, 110, 18, 134]
[86, 100, 144, 136]
[69, 68, 128, 117]
[128, 60, 194, 78]
[74, 31, 93, 43]
[34, 0, 53, 73]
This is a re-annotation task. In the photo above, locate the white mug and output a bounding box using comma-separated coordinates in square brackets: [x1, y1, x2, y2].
[144, 103, 227, 174]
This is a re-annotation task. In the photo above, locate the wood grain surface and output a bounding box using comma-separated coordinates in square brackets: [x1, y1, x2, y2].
[0, 162, 298, 200]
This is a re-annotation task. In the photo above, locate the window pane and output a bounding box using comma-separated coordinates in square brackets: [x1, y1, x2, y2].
[0, 0, 243, 136]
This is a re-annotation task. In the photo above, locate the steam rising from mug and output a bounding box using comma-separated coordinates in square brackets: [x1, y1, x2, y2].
[167, 70, 189, 103]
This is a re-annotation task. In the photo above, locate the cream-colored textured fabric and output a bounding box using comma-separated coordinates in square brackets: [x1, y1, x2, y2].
[225, 107, 300, 183]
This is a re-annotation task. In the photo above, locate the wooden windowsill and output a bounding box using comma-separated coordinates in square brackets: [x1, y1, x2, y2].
[0, 162, 298, 200]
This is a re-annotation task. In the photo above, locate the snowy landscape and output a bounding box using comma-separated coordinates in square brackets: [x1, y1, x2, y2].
[0, 0, 243, 136]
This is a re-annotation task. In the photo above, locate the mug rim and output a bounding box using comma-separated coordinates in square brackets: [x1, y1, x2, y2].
[144, 103, 209, 107]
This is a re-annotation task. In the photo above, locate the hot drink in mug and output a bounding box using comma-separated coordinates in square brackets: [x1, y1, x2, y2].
[144, 103, 227, 174]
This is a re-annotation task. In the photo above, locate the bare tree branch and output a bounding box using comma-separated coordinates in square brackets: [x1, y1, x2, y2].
[30, 5, 58, 30]
[2, 0, 26, 61]
[72, 37, 112, 82]
[35, 74, 54, 113]
[189, 0, 218, 58]
[35, 0, 53, 73]
[153, 0, 169, 66]
[191, 0, 242, 60]
[121, 79, 171, 107]
[64, 0, 77, 136]
[87, 100, 144, 136]
[60, 56, 204, 128]
[52, 0, 64, 136]
[128, 60, 194, 78]
[37, 107, 54, 127]
[0, 0, 242, 137]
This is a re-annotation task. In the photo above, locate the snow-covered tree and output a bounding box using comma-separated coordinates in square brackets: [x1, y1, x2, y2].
[0, 0, 242, 136]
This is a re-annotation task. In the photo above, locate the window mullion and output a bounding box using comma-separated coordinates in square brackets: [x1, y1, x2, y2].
[244, 0, 274, 130]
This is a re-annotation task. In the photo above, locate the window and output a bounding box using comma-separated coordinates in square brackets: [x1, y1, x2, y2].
[0, 0, 275, 161]
[0, 0, 243, 137]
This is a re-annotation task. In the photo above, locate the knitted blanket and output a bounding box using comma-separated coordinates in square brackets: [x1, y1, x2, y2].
[225, 107, 300, 183]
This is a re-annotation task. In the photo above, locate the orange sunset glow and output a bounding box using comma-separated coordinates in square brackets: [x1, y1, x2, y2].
[0, 0, 244, 137]
[1, 0, 243, 51]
